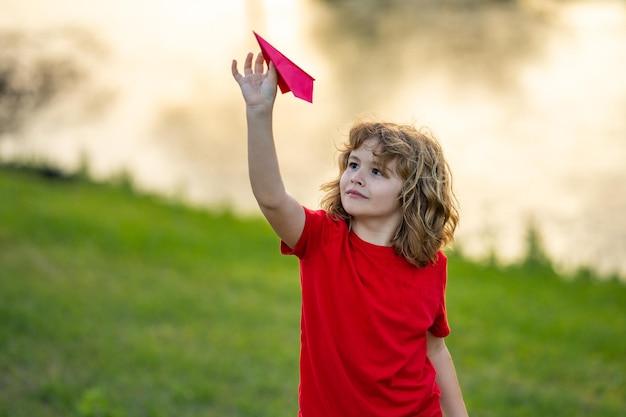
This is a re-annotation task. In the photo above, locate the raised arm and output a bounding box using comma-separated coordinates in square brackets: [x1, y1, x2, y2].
[231, 52, 305, 248]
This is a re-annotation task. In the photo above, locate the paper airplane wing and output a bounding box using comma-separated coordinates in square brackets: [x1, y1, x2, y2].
[254, 31, 315, 103]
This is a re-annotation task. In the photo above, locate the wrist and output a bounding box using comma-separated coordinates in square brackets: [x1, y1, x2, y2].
[246, 101, 274, 117]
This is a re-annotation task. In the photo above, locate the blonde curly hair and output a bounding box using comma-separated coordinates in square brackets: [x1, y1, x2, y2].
[320, 120, 459, 267]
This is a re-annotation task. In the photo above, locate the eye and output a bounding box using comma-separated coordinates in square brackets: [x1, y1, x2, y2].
[348, 162, 359, 170]
[371, 167, 383, 177]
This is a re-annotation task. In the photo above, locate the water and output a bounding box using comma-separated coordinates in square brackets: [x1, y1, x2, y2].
[1, 0, 625, 277]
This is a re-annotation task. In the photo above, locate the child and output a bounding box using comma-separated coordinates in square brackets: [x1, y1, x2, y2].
[232, 52, 469, 417]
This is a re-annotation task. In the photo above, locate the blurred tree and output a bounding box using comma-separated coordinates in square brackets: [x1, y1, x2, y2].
[316, 0, 519, 6]
[0, 28, 105, 137]
[521, 218, 554, 273]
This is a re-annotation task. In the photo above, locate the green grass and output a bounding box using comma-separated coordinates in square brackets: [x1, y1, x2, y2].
[1, 165, 624, 417]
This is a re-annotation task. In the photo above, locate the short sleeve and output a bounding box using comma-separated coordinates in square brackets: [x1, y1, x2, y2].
[428, 253, 451, 338]
[280, 207, 330, 259]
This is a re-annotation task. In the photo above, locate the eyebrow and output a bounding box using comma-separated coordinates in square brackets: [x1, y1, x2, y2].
[350, 152, 384, 163]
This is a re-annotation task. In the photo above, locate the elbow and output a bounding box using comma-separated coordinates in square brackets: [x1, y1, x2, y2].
[254, 190, 288, 213]
[250, 177, 288, 211]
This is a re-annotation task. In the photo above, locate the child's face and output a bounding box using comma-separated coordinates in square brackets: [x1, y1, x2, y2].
[339, 137, 404, 225]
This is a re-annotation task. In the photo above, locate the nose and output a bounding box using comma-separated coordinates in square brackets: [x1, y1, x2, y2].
[350, 170, 364, 186]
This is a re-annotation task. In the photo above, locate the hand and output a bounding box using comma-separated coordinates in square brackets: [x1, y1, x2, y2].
[232, 52, 277, 109]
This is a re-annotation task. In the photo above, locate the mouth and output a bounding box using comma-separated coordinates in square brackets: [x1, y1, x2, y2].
[346, 189, 367, 199]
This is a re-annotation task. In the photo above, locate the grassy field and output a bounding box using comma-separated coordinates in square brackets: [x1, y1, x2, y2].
[1, 165, 624, 417]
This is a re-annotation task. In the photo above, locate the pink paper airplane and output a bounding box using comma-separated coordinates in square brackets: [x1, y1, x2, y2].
[253, 31, 315, 103]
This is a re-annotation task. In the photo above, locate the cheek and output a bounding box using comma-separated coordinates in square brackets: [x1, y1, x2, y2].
[339, 171, 349, 191]
[385, 182, 404, 204]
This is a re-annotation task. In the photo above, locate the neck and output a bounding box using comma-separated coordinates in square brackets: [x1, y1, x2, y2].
[351, 217, 400, 247]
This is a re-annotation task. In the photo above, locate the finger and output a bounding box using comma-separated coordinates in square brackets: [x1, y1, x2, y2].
[231, 59, 242, 82]
[243, 52, 254, 75]
[254, 52, 265, 74]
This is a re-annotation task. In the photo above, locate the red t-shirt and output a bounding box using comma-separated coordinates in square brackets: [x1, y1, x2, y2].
[281, 208, 450, 417]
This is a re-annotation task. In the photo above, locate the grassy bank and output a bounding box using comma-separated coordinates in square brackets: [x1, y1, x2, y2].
[1, 165, 624, 417]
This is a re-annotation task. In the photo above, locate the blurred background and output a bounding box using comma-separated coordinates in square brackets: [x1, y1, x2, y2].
[1, 0, 625, 277]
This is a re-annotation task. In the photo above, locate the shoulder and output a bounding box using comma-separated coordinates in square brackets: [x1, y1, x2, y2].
[432, 250, 448, 285]
[304, 207, 329, 221]
[282, 208, 347, 257]
[407, 251, 447, 285]
[436, 250, 447, 267]
[304, 207, 346, 232]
